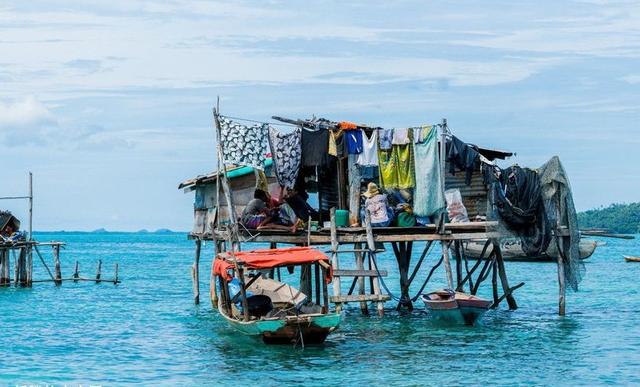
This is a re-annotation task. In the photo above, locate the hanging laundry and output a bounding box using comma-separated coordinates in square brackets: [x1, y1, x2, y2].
[377, 131, 416, 190]
[446, 135, 480, 185]
[392, 127, 411, 145]
[379, 128, 394, 150]
[219, 116, 268, 170]
[328, 130, 347, 158]
[301, 128, 329, 167]
[356, 130, 379, 166]
[345, 129, 363, 154]
[395, 142, 416, 189]
[413, 126, 445, 217]
[268, 127, 302, 189]
[414, 125, 433, 144]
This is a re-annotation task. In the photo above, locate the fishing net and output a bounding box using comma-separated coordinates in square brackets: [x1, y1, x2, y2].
[537, 156, 584, 292]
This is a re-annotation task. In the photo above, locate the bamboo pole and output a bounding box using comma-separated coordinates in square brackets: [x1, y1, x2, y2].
[114, 263, 119, 285]
[364, 209, 384, 316]
[441, 241, 454, 289]
[493, 240, 517, 310]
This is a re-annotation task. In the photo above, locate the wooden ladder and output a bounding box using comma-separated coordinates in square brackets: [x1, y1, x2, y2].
[329, 208, 389, 316]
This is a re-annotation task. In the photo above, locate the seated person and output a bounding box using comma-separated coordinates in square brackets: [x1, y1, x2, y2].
[241, 189, 298, 232]
[360, 183, 394, 227]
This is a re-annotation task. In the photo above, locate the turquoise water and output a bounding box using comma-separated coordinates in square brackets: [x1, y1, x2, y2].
[2, 232, 640, 385]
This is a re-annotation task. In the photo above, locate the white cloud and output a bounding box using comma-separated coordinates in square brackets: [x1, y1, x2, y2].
[0, 95, 57, 129]
[621, 74, 640, 84]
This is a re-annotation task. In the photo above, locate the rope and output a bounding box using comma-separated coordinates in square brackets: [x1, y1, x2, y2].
[410, 255, 445, 302]
[369, 253, 402, 302]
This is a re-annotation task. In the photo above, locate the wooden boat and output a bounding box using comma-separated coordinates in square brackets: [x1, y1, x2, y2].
[624, 256, 640, 262]
[463, 238, 598, 262]
[421, 289, 491, 326]
[211, 247, 341, 345]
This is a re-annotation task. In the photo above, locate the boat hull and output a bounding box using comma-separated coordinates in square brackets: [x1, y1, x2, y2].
[422, 291, 490, 326]
[463, 238, 597, 262]
[624, 256, 640, 262]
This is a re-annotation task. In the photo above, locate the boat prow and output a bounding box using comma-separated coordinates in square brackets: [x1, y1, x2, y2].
[422, 289, 490, 326]
[624, 256, 640, 263]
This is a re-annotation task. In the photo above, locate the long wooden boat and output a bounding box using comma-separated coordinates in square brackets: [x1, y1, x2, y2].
[212, 247, 341, 345]
[624, 256, 640, 263]
[463, 238, 598, 262]
[421, 289, 491, 326]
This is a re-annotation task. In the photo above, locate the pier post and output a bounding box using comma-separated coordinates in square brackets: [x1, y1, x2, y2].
[492, 239, 517, 310]
[17, 247, 27, 286]
[354, 242, 369, 315]
[95, 259, 102, 283]
[0, 250, 9, 286]
[53, 245, 61, 285]
[364, 210, 385, 316]
[73, 260, 79, 282]
[441, 241, 454, 289]
[329, 208, 342, 313]
[114, 263, 119, 285]
[192, 239, 201, 305]
[26, 245, 33, 286]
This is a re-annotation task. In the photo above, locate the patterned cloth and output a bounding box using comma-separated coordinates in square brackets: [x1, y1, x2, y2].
[219, 116, 268, 170]
[379, 128, 394, 150]
[377, 131, 416, 189]
[268, 127, 302, 189]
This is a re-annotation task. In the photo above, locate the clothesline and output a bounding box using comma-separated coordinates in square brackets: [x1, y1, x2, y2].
[217, 112, 445, 132]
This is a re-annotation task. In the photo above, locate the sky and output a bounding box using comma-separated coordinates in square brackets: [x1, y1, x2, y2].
[0, 0, 639, 231]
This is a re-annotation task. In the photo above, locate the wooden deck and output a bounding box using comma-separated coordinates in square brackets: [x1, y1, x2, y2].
[190, 221, 501, 244]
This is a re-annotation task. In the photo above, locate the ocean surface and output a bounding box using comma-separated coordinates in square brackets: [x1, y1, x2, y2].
[1, 232, 639, 386]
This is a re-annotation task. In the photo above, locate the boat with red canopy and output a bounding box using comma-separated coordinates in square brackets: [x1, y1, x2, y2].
[211, 246, 341, 344]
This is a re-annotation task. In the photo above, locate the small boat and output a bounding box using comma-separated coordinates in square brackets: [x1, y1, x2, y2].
[212, 247, 340, 345]
[624, 256, 640, 262]
[463, 238, 598, 262]
[421, 289, 491, 326]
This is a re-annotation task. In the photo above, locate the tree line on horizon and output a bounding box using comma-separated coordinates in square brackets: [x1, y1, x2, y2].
[578, 202, 640, 234]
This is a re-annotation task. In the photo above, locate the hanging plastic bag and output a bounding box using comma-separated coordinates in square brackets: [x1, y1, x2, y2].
[445, 188, 469, 223]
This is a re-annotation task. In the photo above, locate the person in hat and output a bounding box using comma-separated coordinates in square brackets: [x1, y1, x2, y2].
[360, 182, 394, 227]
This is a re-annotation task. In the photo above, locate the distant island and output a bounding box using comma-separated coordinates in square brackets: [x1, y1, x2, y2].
[578, 203, 640, 234]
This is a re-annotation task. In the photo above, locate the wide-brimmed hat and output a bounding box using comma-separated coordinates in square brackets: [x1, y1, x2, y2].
[362, 182, 380, 198]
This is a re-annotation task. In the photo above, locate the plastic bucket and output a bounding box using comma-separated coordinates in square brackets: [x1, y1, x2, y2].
[335, 209, 350, 227]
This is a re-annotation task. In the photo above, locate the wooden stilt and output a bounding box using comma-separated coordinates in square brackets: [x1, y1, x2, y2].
[26, 246, 33, 286]
[95, 259, 102, 283]
[237, 266, 250, 321]
[492, 239, 517, 310]
[364, 210, 385, 316]
[314, 262, 321, 306]
[114, 263, 119, 285]
[329, 208, 342, 313]
[53, 245, 62, 285]
[354, 242, 369, 315]
[18, 248, 27, 286]
[193, 239, 201, 305]
[1, 250, 10, 286]
[491, 260, 499, 306]
[557, 238, 567, 316]
[441, 241, 454, 289]
[321, 267, 329, 313]
[73, 260, 79, 282]
[454, 241, 463, 289]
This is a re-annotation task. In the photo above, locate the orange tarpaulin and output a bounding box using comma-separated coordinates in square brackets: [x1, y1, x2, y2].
[213, 247, 332, 283]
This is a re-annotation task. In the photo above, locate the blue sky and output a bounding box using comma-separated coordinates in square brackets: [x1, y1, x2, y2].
[0, 1, 638, 231]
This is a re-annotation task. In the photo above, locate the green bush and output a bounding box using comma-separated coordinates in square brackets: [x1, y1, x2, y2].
[578, 203, 640, 234]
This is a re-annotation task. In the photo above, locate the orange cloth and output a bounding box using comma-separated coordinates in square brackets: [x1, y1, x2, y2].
[338, 121, 358, 130]
[216, 247, 333, 283]
[213, 258, 234, 281]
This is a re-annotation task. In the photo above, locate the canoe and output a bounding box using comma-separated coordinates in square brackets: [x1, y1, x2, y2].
[212, 247, 341, 345]
[624, 256, 640, 263]
[463, 238, 598, 262]
[421, 289, 491, 326]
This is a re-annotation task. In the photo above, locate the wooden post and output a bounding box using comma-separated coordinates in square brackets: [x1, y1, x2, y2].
[28, 172, 33, 242]
[364, 210, 384, 316]
[491, 260, 499, 306]
[314, 262, 321, 306]
[330, 208, 342, 313]
[354, 242, 368, 315]
[300, 264, 312, 303]
[492, 240, 518, 310]
[26, 245, 33, 286]
[454, 241, 463, 289]
[237, 266, 250, 321]
[114, 263, 119, 284]
[53, 245, 62, 285]
[17, 247, 27, 286]
[193, 239, 201, 305]
[0, 250, 9, 286]
[73, 260, 79, 282]
[321, 267, 329, 313]
[441, 241, 454, 289]
[95, 259, 102, 283]
[557, 238, 567, 316]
